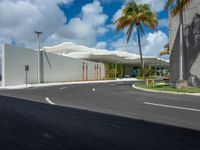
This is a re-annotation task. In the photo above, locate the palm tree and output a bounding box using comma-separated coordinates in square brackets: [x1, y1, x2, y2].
[165, 0, 191, 81]
[160, 43, 171, 56]
[165, 0, 191, 16]
[115, 1, 157, 77]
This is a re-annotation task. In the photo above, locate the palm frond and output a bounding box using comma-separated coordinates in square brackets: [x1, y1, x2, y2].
[164, 0, 175, 9]
[115, 15, 131, 31]
[126, 21, 134, 43]
[171, 0, 192, 16]
[114, 1, 158, 43]
[160, 49, 171, 56]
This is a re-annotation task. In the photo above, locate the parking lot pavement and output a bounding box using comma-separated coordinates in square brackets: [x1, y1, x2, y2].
[0, 81, 200, 149]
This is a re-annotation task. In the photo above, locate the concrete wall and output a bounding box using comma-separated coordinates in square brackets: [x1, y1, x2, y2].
[2, 44, 105, 86]
[169, 0, 200, 86]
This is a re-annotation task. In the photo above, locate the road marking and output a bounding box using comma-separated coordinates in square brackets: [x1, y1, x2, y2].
[45, 97, 55, 105]
[144, 102, 200, 112]
[60, 86, 68, 90]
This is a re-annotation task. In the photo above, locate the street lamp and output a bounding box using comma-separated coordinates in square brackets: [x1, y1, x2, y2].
[35, 31, 43, 84]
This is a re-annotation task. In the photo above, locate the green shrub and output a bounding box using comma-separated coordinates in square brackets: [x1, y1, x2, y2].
[138, 67, 154, 78]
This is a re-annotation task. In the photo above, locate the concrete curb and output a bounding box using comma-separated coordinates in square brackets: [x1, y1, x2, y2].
[0, 79, 138, 90]
[132, 84, 200, 97]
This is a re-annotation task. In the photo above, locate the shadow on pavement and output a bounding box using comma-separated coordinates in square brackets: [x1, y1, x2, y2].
[0, 95, 199, 150]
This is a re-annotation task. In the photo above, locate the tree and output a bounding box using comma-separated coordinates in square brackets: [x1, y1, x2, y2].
[165, 0, 191, 81]
[115, 1, 157, 77]
[160, 43, 171, 56]
[165, 0, 191, 16]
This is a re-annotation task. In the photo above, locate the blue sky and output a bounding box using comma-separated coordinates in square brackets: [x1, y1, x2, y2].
[0, 0, 169, 58]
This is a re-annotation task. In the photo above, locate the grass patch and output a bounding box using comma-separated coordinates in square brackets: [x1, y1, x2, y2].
[136, 83, 200, 93]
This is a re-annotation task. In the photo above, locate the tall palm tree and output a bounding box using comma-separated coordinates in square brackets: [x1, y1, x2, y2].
[165, 0, 191, 80]
[115, 1, 157, 77]
[160, 43, 171, 56]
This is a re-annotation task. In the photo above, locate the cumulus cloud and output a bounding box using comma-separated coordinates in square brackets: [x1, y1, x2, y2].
[53, 0, 108, 46]
[126, 0, 167, 12]
[96, 41, 107, 49]
[142, 31, 168, 56]
[96, 27, 109, 36]
[111, 30, 168, 56]
[112, 0, 167, 23]
[0, 0, 73, 48]
[112, 5, 124, 22]
[0, 0, 108, 48]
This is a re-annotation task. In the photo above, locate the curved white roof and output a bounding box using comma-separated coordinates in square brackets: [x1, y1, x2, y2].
[43, 42, 169, 66]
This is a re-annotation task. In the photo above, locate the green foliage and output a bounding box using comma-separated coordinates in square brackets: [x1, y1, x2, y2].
[165, 0, 192, 16]
[115, 1, 158, 42]
[105, 63, 125, 79]
[138, 67, 154, 77]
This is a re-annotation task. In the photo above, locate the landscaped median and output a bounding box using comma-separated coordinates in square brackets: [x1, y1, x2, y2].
[133, 82, 200, 96]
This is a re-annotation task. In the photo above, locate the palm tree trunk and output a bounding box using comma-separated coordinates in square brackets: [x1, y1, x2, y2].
[137, 25, 144, 78]
[179, 10, 184, 80]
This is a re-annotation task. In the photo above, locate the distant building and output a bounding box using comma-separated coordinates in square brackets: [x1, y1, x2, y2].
[1, 43, 168, 86]
[44, 42, 169, 78]
[170, 0, 200, 86]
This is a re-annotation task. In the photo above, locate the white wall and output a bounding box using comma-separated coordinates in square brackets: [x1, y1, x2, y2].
[2, 44, 105, 86]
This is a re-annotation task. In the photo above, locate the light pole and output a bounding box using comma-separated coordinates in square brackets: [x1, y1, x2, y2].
[35, 31, 42, 84]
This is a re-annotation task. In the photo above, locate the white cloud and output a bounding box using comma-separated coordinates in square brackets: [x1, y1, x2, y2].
[0, 0, 108, 48]
[112, 5, 124, 22]
[158, 18, 169, 27]
[0, 0, 73, 48]
[96, 41, 107, 49]
[127, 0, 167, 12]
[142, 31, 168, 56]
[82, 1, 108, 26]
[111, 30, 168, 57]
[112, 0, 167, 23]
[53, 0, 108, 46]
[59, 18, 96, 46]
[97, 27, 109, 35]
[111, 37, 139, 54]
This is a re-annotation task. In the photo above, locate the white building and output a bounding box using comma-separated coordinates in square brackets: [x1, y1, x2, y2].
[1, 42, 168, 86]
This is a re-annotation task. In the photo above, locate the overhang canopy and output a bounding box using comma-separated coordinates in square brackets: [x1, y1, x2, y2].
[43, 42, 169, 66]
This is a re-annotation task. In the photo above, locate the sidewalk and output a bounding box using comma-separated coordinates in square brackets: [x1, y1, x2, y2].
[0, 78, 138, 90]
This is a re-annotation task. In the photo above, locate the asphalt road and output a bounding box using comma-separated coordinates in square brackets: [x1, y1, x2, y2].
[0, 81, 200, 150]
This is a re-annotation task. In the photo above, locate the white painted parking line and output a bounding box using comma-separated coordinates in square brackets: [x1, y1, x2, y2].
[45, 97, 55, 105]
[144, 102, 200, 112]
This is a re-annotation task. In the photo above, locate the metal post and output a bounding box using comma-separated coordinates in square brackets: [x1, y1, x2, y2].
[86, 63, 88, 81]
[82, 62, 85, 81]
[99, 64, 101, 80]
[164, 62, 167, 75]
[160, 63, 162, 77]
[25, 65, 29, 87]
[155, 63, 157, 77]
[25, 70, 28, 87]
[35, 31, 42, 84]
[179, 10, 184, 80]
[115, 62, 117, 79]
[120, 64, 123, 78]
[97, 64, 99, 80]
[94, 64, 96, 80]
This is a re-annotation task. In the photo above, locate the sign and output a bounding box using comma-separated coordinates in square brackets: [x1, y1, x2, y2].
[25, 65, 29, 71]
